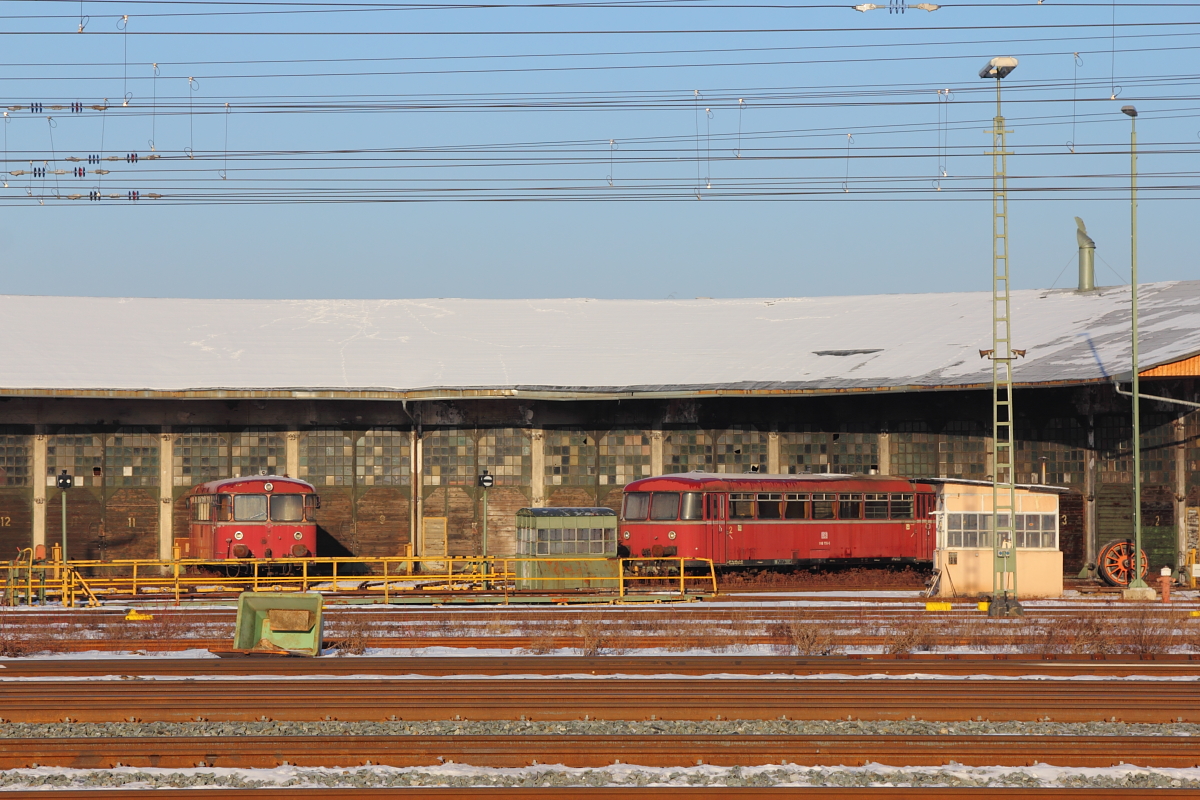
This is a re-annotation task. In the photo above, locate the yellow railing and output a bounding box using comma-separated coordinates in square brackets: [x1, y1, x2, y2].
[1, 556, 716, 606]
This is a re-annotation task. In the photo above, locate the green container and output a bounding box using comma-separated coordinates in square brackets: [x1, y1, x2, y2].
[514, 507, 620, 591]
[233, 592, 324, 657]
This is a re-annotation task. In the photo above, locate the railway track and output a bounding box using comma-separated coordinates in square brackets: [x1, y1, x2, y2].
[3, 654, 1200, 678]
[1, 677, 1197, 723]
[0, 733, 1196, 770]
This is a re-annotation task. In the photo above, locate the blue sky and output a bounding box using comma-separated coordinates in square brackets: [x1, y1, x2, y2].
[0, 1, 1195, 299]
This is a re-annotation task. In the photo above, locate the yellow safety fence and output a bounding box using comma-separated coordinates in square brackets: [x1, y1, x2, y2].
[2, 555, 717, 607]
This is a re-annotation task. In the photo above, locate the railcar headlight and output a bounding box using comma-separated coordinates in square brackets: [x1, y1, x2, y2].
[234, 531, 244, 540]
[294, 531, 304, 540]
[622, 531, 630, 539]
[668, 531, 677, 540]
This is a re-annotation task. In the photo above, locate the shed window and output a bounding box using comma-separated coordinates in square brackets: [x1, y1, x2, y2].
[784, 493, 808, 519]
[812, 492, 836, 520]
[233, 494, 268, 522]
[864, 493, 889, 519]
[838, 493, 863, 520]
[730, 492, 755, 519]
[681, 492, 703, 521]
[650, 492, 681, 520]
[623, 492, 650, 520]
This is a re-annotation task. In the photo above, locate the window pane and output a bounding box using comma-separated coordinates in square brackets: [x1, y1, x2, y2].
[812, 493, 835, 520]
[623, 492, 650, 520]
[730, 493, 755, 519]
[757, 493, 782, 520]
[964, 530, 978, 548]
[838, 494, 862, 520]
[215, 494, 232, 522]
[784, 499, 808, 519]
[234, 494, 268, 522]
[949, 530, 963, 547]
[890, 494, 914, 519]
[865, 494, 889, 519]
[947, 513, 962, 531]
[650, 492, 680, 520]
[963, 514, 978, 531]
[270, 494, 304, 522]
[681, 493, 703, 521]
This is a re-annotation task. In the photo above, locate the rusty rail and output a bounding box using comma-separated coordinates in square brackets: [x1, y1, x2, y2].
[0, 734, 1195, 770]
[2, 677, 1199, 723]
[0, 789, 1185, 799]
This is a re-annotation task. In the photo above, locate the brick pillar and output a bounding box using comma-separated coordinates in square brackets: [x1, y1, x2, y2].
[767, 432, 780, 474]
[530, 428, 545, 506]
[32, 433, 46, 550]
[286, 431, 300, 479]
[650, 429, 664, 476]
[412, 428, 423, 556]
[877, 432, 891, 475]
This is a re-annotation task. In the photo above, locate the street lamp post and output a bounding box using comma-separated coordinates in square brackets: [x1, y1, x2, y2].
[1122, 104, 1149, 591]
[55, 470, 73, 561]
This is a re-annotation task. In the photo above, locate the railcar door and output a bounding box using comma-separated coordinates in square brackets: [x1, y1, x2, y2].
[916, 493, 936, 560]
[704, 493, 727, 564]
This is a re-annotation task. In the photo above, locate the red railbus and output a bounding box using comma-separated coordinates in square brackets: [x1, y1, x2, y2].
[619, 473, 936, 567]
[184, 476, 319, 560]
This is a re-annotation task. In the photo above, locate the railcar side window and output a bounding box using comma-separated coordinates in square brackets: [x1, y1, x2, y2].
[864, 493, 889, 519]
[190, 495, 213, 522]
[650, 492, 681, 520]
[756, 493, 782, 520]
[233, 494, 268, 522]
[270, 494, 304, 522]
[889, 493, 914, 519]
[623, 492, 650, 520]
[838, 493, 863, 519]
[681, 492, 703, 521]
[811, 492, 836, 520]
[729, 492, 755, 519]
[214, 494, 233, 522]
[784, 493, 809, 519]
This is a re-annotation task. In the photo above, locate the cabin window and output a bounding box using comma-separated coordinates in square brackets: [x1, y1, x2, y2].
[681, 492, 703, 521]
[650, 492, 681, 520]
[270, 494, 304, 522]
[864, 493, 889, 519]
[756, 493, 783, 520]
[623, 492, 650, 521]
[811, 492, 836, 520]
[214, 494, 232, 522]
[784, 493, 809, 519]
[729, 492, 755, 519]
[190, 495, 212, 523]
[838, 493, 863, 519]
[1015, 513, 1058, 549]
[889, 493, 914, 519]
[233, 494, 268, 522]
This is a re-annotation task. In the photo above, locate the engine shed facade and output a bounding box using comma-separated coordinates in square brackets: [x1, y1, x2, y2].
[0, 282, 1197, 576]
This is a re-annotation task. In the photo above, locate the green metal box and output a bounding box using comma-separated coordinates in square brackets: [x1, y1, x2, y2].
[514, 507, 619, 591]
[233, 591, 324, 657]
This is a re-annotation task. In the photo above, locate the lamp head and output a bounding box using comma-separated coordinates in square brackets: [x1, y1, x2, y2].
[1121, 105, 1138, 118]
[979, 56, 1018, 80]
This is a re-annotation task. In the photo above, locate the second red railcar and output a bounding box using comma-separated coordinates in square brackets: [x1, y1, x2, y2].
[620, 473, 936, 566]
[184, 475, 319, 560]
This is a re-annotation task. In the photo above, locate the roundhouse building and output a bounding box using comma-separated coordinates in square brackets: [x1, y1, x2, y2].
[0, 280, 1197, 575]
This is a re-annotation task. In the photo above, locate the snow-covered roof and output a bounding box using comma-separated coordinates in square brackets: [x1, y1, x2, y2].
[2, 280, 1197, 400]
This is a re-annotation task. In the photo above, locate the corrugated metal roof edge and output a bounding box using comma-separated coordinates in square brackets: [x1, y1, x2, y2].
[0, 373, 1163, 402]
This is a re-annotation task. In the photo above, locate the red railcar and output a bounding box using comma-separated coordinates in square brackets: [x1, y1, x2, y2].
[184, 476, 319, 560]
[619, 473, 936, 567]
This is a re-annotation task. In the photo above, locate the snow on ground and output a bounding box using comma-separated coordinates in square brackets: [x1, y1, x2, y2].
[0, 762, 1196, 790]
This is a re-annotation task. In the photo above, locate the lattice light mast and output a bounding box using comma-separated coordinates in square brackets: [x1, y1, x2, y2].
[979, 56, 1023, 616]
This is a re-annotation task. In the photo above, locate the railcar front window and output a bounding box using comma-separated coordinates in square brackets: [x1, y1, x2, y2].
[270, 494, 304, 522]
[233, 494, 268, 522]
[784, 493, 809, 519]
[623, 492, 650, 521]
[304, 495, 319, 521]
[680, 492, 703, 521]
[838, 493, 863, 519]
[889, 494, 914, 519]
[650, 492, 681, 520]
[729, 492, 755, 519]
[215, 494, 232, 522]
[864, 493, 889, 520]
[756, 493, 782, 520]
[812, 493, 835, 520]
